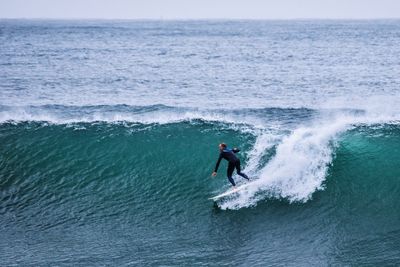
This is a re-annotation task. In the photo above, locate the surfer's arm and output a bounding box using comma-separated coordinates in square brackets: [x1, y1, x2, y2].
[214, 154, 223, 172]
[232, 147, 240, 153]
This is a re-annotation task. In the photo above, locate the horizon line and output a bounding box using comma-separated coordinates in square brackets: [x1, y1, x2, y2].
[1, 17, 400, 21]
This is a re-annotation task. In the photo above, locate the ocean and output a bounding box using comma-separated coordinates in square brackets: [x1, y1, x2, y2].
[1, 19, 400, 266]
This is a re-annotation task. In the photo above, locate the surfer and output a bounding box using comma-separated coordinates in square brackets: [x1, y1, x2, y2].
[212, 143, 249, 187]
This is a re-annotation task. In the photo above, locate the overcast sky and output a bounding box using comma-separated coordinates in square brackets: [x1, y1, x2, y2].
[1, 0, 400, 19]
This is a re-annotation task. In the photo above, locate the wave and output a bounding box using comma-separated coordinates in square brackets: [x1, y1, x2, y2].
[0, 104, 264, 125]
[0, 105, 321, 136]
[1, 104, 400, 211]
[219, 118, 351, 209]
[219, 113, 400, 209]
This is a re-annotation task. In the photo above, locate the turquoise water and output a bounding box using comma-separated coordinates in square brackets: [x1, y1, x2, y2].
[1, 20, 400, 265]
[1, 120, 400, 265]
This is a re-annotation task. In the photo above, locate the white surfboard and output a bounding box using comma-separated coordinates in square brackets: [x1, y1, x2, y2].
[209, 183, 250, 201]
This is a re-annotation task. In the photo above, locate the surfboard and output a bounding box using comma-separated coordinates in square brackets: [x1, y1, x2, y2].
[209, 183, 250, 201]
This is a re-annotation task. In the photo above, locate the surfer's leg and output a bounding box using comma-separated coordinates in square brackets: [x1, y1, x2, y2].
[227, 162, 236, 186]
[235, 161, 249, 180]
[227, 176, 236, 186]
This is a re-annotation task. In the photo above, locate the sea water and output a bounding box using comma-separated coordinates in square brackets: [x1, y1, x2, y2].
[1, 19, 400, 266]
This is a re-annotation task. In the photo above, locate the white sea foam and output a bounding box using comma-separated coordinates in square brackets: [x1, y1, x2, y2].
[0, 105, 269, 131]
[219, 111, 400, 210]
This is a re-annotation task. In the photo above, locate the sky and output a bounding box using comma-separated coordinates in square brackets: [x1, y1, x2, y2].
[1, 0, 400, 19]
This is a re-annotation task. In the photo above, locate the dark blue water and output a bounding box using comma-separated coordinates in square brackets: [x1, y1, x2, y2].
[1, 20, 400, 266]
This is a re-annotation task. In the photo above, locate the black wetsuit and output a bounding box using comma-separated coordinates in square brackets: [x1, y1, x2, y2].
[214, 148, 249, 186]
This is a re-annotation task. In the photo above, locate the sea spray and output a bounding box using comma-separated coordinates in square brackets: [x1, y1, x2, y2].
[219, 110, 400, 209]
[219, 116, 355, 209]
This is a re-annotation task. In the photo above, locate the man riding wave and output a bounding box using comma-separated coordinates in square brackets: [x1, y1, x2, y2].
[212, 143, 249, 187]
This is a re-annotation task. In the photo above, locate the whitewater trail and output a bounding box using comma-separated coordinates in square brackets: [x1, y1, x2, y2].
[219, 110, 400, 210]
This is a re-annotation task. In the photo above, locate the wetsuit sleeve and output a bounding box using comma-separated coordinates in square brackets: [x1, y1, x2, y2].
[214, 154, 223, 172]
[232, 147, 240, 153]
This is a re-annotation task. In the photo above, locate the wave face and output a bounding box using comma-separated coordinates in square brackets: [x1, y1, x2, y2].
[1, 20, 400, 266]
[1, 105, 400, 265]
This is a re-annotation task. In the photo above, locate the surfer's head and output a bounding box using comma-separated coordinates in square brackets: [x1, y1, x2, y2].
[219, 143, 227, 151]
